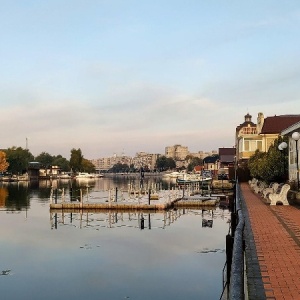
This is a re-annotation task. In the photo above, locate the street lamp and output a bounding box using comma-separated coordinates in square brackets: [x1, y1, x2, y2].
[292, 132, 300, 191]
[278, 142, 288, 181]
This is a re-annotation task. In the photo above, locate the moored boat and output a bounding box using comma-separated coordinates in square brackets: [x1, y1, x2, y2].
[75, 172, 95, 179]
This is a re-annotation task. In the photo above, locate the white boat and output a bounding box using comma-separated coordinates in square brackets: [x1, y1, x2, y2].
[93, 173, 104, 178]
[17, 173, 29, 181]
[75, 172, 94, 179]
[163, 171, 186, 179]
[177, 174, 212, 184]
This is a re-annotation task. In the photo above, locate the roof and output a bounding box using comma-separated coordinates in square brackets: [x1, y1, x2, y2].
[236, 113, 256, 132]
[218, 148, 235, 163]
[261, 115, 300, 134]
[282, 120, 300, 135]
[219, 148, 236, 156]
[203, 155, 220, 164]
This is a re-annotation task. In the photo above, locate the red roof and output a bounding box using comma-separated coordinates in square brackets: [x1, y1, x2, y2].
[261, 115, 300, 134]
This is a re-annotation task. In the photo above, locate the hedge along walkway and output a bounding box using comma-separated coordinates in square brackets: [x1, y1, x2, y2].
[241, 183, 300, 300]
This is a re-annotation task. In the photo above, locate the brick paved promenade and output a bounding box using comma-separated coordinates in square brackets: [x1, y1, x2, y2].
[241, 183, 300, 300]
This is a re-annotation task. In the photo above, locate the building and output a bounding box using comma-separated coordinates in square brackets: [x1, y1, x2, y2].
[165, 144, 189, 160]
[257, 113, 300, 152]
[219, 147, 236, 168]
[236, 112, 300, 163]
[91, 152, 159, 172]
[235, 113, 262, 162]
[189, 150, 217, 160]
[131, 152, 159, 170]
[281, 121, 300, 185]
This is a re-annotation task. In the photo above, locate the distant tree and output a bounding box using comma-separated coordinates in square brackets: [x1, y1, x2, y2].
[70, 148, 83, 172]
[166, 157, 176, 169]
[0, 151, 9, 173]
[110, 163, 129, 173]
[5, 147, 34, 174]
[35, 152, 54, 167]
[81, 158, 96, 173]
[187, 157, 202, 172]
[155, 156, 176, 171]
[52, 155, 70, 172]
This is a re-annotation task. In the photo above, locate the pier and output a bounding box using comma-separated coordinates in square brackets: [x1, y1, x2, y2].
[49, 182, 230, 211]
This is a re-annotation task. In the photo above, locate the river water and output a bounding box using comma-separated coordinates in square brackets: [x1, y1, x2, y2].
[0, 176, 231, 300]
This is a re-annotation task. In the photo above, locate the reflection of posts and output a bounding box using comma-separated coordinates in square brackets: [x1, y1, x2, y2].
[292, 132, 300, 191]
[140, 214, 145, 230]
[148, 214, 151, 230]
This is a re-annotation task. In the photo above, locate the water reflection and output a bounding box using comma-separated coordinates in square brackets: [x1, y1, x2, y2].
[0, 177, 231, 300]
[50, 207, 231, 231]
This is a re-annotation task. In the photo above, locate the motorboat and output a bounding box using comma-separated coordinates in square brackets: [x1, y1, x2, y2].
[176, 174, 212, 185]
[75, 172, 94, 179]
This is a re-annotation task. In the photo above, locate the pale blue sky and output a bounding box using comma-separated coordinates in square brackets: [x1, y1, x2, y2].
[1, 1, 300, 159]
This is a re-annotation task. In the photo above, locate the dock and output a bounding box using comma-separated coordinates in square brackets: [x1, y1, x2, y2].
[49, 186, 228, 211]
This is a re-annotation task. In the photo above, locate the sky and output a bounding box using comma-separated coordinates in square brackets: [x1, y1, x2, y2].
[1, 1, 300, 159]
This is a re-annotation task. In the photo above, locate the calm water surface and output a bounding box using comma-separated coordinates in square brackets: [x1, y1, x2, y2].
[0, 176, 230, 300]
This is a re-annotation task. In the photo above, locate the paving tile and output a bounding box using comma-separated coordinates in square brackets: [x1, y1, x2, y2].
[240, 183, 300, 300]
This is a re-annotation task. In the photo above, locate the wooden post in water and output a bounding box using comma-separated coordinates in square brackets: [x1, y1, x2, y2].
[148, 189, 151, 205]
[115, 187, 118, 202]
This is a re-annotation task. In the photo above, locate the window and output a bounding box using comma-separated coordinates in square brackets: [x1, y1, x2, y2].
[257, 141, 263, 151]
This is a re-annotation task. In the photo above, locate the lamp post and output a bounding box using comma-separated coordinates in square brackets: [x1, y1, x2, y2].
[292, 132, 300, 191]
[278, 142, 288, 180]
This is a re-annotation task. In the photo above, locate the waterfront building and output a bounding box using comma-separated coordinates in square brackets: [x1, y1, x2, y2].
[131, 152, 159, 170]
[281, 121, 300, 184]
[236, 113, 300, 164]
[189, 150, 217, 160]
[219, 147, 235, 168]
[257, 113, 300, 152]
[165, 144, 188, 160]
[90, 154, 133, 172]
[235, 113, 262, 163]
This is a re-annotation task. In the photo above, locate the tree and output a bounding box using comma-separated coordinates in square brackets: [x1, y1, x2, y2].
[248, 137, 288, 183]
[155, 156, 176, 171]
[81, 158, 96, 173]
[69, 148, 83, 172]
[0, 151, 9, 173]
[52, 155, 70, 172]
[35, 152, 54, 167]
[187, 157, 202, 172]
[110, 163, 129, 173]
[5, 147, 34, 174]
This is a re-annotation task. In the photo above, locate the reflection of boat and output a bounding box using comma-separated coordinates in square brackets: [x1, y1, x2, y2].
[202, 219, 213, 228]
[59, 173, 72, 179]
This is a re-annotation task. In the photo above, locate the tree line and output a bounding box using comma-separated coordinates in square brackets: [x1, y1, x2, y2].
[0, 147, 209, 175]
[0, 147, 95, 175]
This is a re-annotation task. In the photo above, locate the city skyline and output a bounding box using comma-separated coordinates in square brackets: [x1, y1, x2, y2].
[1, 1, 300, 159]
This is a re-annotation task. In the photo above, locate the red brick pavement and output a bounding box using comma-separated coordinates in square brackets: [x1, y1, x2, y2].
[241, 183, 300, 300]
